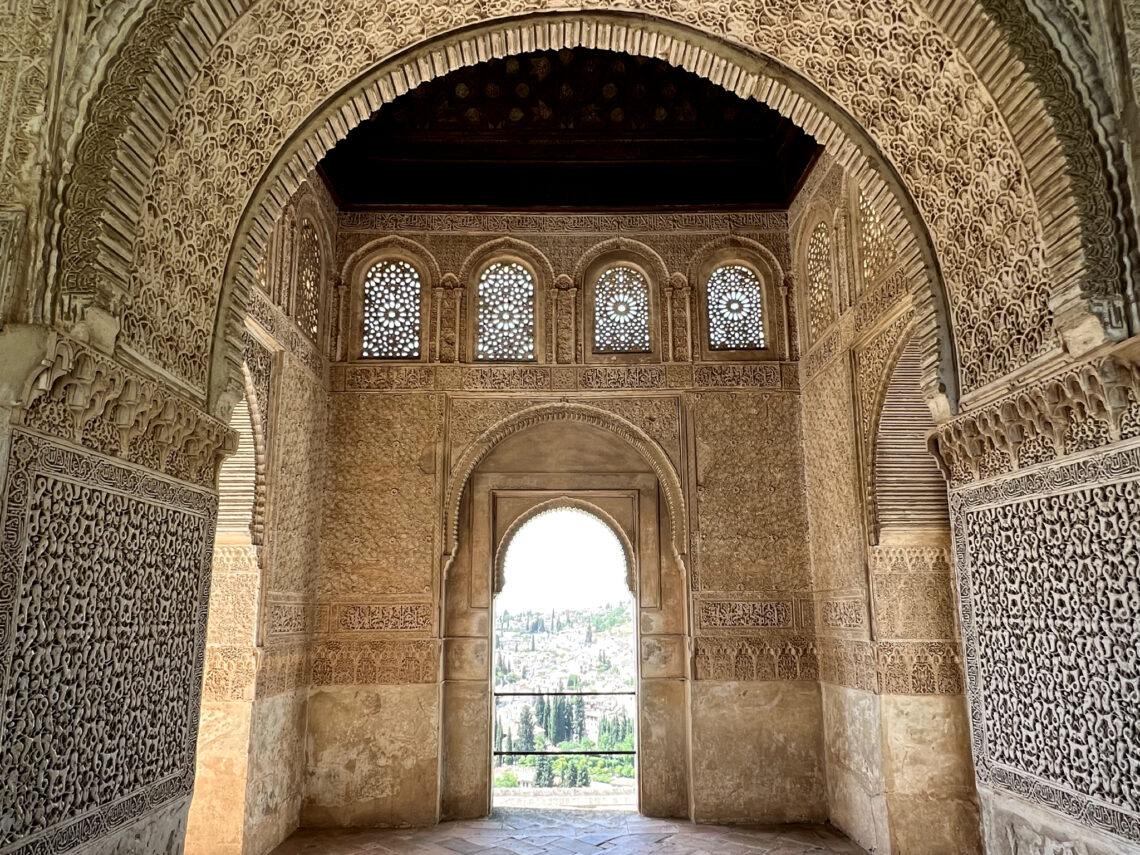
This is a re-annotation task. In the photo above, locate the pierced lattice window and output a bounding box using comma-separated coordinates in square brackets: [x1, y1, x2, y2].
[476, 262, 535, 361]
[806, 222, 835, 341]
[295, 220, 321, 340]
[859, 192, 896, 285]
[594, 266, 650, 353]
[362, 260, 422, 358]
[706, 265, 765, 350]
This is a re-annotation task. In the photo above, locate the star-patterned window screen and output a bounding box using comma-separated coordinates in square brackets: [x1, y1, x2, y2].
[476, 262, 536, 361]
[295, 221, 322, 341]
[706, 265, 765, 350]
[362, 260, 422, 358]
[593, 266, 650, 354]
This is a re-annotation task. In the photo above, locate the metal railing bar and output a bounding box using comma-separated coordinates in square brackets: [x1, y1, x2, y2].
[493, 691, 636, 697]
[493, 751, 636, 756]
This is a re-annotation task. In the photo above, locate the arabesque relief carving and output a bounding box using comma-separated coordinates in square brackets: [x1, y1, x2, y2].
[952, 448, 1140, 842]
[17, 336, 233, 488]
[311, 640, 439, 685]
[0, 431, 214, 853]
[694, 637, 818, 682]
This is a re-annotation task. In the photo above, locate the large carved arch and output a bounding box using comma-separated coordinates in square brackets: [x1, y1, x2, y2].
[443, 401, 687, 565]
[48, 1, 1133, 413]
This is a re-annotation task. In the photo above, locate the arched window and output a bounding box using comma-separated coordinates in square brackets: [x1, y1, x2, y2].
[706, 264, 765, 350]
[859, 191, 896, 287]
[295, 220, 321, 340]
[362, 260, 423, 358]
[806, 221, 835, 342]
[593, 265, 650, 353]
[476, 261, 535, 361]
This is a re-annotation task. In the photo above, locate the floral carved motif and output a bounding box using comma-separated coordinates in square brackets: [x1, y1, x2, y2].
[694, 636, 818, 681]
[267, 602, 310, 636]
[335, 603, 433, 632]
[819, 599, 867, 631]
[256, 645, 311, 697]
[875, 641, 962, 694]
[311, 640, 439, 685]
[697, 601, 794, 629]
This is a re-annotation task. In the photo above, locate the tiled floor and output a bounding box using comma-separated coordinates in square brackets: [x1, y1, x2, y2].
[270, 808, 868, 854]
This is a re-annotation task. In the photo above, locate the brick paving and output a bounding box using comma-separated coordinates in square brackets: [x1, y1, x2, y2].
[270, 808, 868, 854]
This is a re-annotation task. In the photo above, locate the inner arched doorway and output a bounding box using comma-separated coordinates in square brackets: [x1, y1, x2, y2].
[440, 405, 691, 821]
[492, 505, 638, 808]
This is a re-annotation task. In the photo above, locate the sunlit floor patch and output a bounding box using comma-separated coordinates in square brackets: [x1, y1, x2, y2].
[270, 808, 870, 854]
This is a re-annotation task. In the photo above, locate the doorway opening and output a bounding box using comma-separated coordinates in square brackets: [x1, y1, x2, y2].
[492, 507, 638, 810]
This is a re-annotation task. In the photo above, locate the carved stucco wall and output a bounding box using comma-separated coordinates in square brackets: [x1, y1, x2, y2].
[794, 164, 981, 854]
[0, 430, 217, 854]
[187, 173, 334, 855]
[316, 216, 826, 826]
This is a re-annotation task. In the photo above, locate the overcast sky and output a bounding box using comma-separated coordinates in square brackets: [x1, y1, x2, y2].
[496, 508, 632, 613]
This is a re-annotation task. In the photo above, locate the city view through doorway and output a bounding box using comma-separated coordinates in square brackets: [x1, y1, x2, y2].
[492, 508, 638, 809]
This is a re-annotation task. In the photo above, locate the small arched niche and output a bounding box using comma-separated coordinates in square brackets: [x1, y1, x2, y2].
[440, 407, 690, 822]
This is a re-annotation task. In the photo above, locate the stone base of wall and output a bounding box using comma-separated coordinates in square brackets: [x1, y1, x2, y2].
[822, 684, 981, 854]
[301, 684, 440, 828]
[690, 681, 827, 824]
[979, 786, 1140, 855]
[83, 797, 191, 855]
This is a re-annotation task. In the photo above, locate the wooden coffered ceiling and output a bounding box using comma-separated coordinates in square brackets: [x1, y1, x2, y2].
[319, 48, 821, 210]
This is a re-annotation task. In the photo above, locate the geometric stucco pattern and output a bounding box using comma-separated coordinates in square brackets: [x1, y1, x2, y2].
[951, 445, 1140, 843]
[111, 1, 1055, 398]
[0, 430, 215, 853]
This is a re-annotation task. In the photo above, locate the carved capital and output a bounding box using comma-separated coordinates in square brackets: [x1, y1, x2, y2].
[931, 351, 1140, 487]
[17, 336, 235, 486]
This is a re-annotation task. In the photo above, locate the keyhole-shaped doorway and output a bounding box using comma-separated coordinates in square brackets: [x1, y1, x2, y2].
[492, 507, 638, 808]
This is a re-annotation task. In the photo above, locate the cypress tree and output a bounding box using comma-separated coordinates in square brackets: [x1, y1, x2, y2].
[518, 705, 536, 751]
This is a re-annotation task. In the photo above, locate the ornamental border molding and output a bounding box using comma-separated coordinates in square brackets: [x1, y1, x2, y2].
[339, 211, 790, 234]
[0, 429, 216, 854]
[949, 441, 1140, 843]
[443, 401, 687, 565]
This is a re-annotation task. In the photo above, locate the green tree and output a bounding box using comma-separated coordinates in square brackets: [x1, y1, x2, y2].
[518, 706, 536, 752]
[573, 696, 586, 741]
[504, 731, 514, 765]
[565, 763, 579, 788]
[494, 770, 519, 788]
[535, 755, 554, 787]
[579, 762, 590, 787]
